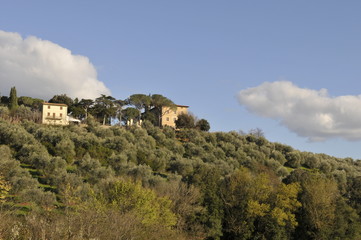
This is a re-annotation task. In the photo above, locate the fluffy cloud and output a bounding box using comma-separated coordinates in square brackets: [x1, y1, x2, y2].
[238, 81, 361, 141]
[0, 30, 111, 100]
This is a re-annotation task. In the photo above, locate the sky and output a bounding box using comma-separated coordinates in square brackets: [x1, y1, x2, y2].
[1, 1, 361, 159]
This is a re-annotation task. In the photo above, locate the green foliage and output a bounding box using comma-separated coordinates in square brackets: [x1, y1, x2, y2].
[196, 118, 210, 131]
[70, 98, 94, 119]
[121, 107, 141, 124]
[77, 153, 114, 184]
[150, 94, 176, 126]
[0, 106, 9, 119]
[287, 172, 361, 240]
[192, 165, 224, 239]
[1, 112, 361, 239]
[55, 137, 76, 163]
[285, 151, 302, 168]
[18, 96, 44, 111]
[49, 93, 73, 107]
[91, 95, 119, 125]
[175, 113, 195, 129]
[221, 167, 301, 239]
[128, 94, 152, 111]
[142, 111, 158, 125]
[9, 86, 18, 110]
[0, 96, 9, 106]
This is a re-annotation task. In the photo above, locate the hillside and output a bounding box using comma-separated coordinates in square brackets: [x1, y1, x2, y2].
[1, 118, 361, 239]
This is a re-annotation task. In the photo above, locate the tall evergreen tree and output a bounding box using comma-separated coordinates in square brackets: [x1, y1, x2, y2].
[8, 87, 18, 110]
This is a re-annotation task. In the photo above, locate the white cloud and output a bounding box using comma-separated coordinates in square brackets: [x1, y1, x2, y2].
[0, 30, 111, 100]
[238, 81, 361, 141]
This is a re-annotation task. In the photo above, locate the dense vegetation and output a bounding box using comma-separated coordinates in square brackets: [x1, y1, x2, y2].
[1, 118, 361, 239]
[1, 89, 361, 239]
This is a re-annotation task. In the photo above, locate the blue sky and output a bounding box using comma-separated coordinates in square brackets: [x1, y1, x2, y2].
[1, 1, 361, 159]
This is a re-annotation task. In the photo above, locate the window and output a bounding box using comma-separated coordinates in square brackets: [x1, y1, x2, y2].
[60, 106, 63, 110]
[48, 105, 50, 109]
[166, 117, 170, 121]
[53, 113, 56, 118]
[47, 112, 50, 116]
[60, 113, 63, 117]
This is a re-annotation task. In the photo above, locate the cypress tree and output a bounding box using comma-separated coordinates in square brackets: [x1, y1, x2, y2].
[9, 86, 18, 110]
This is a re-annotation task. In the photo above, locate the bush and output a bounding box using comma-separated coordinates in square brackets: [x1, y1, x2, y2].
[196, 119, 210, 131]
[175, 113, 195, 129]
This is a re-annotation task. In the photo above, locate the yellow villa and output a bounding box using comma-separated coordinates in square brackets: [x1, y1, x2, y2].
[160, 105, 189, 128]
[41, 102, 69, 125]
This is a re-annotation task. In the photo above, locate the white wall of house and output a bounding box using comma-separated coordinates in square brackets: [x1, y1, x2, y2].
[42, 103, 69, 125]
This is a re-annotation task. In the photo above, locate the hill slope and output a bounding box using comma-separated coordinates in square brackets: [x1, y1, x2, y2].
[1, 119, 361, 239]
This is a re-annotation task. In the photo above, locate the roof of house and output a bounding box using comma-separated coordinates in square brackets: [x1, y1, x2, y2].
[42, 102, 68, 107]
[162, 105, 189, 108]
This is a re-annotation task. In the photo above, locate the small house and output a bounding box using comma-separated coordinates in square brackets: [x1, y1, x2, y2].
[160, 105, 189, 128]
[41, 102, 68, 125]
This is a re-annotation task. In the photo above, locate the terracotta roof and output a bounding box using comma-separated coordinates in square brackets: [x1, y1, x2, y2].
[42, 102, 68, 107]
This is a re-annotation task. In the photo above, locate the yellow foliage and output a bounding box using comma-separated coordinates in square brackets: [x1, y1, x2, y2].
[99, 179, 177, 228]
[247, 200, 270, 217]
[271, 182, 301, 228]
[0, 176, 11, 202]
[252, 173, 272, 202]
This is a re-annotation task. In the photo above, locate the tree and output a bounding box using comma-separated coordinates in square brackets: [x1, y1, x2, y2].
[113, 99, 126, 123]
[221, 167, 301, 239]
[192, 165, 224, 239]
[97, 178, 177, 227]
[49, 94, 74, 107]
[249, 128, 264, 137]
[92, 95, 117, 125]
[175, 113, 195, 129]
[142, 111, 158, 125]
[128, 94, 152, 113]
[18, 96, 44, 110]
[348, 176, 361, 215]
[78, 98, 94, 119]
[150, 94, 176, 127]
[0, 96, 9, 106]
[8, 86, 18, 110]
[121, 107, 141, 125]
[293, 173, 342, 240]
[196, 119, 210, 131]
[285, 151, 302, 168]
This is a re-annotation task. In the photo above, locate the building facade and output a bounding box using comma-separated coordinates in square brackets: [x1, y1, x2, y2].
[42, 102, 69, 125]
[160, 105, 189, 128]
